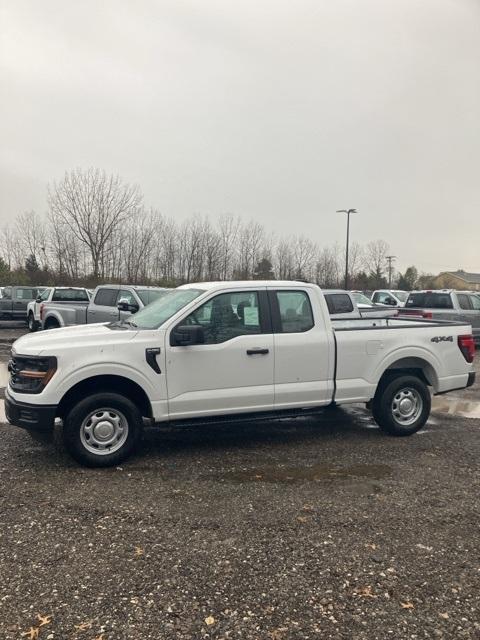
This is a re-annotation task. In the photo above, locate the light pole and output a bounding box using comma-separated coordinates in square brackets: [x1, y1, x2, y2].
[386, 255, 396, 288]
[336, 208, 357, 290]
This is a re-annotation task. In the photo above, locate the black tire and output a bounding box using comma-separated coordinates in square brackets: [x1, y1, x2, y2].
[28, 313, 38, 332]
[63, 392, 143, 467]
[372, 374, 431, 436]
[44, 319, 60, 330]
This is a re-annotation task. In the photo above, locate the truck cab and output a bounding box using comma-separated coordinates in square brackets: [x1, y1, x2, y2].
[0, 286, 41, 321]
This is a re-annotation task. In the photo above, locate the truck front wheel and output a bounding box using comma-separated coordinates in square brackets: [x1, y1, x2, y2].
[63, 392, 143, 467]
[372, 374, 430, 436]
[28, 313, 38, 332]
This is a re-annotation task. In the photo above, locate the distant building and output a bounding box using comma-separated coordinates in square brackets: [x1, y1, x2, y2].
[432, 270, 480, 291]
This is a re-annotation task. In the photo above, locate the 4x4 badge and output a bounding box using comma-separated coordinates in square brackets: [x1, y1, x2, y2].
[431, 336, 453, 343]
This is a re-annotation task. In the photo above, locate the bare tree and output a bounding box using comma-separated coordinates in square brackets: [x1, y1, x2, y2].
[48, 168, 142, 279]
[363, 239, 390, 287]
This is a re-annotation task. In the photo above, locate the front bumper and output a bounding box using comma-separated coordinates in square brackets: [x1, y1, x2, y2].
[5, 390, 57, 432]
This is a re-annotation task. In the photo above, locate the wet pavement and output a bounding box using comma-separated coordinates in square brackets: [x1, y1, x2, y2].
[0, 328, 479, 639]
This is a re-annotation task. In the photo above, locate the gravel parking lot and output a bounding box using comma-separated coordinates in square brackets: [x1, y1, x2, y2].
[0, 326, 479, 639]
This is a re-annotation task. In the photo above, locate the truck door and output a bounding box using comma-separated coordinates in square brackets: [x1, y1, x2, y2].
[13, 287, 37, 319]
[0, 286, 13, 318]
[88, 288, 120, 323]
[268, 288, 333, 409]
[165, 288, 274, 419]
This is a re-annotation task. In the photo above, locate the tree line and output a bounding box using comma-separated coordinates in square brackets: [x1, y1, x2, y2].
[0, 168, 434, 290]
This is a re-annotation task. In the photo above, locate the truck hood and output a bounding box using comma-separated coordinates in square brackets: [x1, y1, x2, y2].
[13, 323, 138, 356]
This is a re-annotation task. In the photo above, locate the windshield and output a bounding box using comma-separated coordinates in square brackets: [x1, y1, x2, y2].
[131, 288, 204, 329]
[352, 292, 372, 306]
[393, 291, 408, 302]
[39, 288, 52, 301]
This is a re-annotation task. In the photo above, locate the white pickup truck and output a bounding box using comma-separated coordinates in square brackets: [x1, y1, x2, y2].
[5, 281, 476, 467]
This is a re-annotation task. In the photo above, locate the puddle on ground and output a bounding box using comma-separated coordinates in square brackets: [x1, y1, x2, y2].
[217, 463, 391, 484]
[432, 397, 480, 419]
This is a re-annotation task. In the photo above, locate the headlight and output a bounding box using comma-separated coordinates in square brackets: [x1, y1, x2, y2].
[8, 354, 57, 394]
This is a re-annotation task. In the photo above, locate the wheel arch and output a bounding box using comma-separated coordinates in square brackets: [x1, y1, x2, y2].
[375, 356, 438, 394]
[57, 375, 153, 420]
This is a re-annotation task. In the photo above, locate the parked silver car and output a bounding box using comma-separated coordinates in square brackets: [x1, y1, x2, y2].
[41, 284, 169, 329]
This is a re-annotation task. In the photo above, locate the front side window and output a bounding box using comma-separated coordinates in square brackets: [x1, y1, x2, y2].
[469, 295, 480, 311]
[276, 290, 314, 332]
[94, 288, 118, 307]
[3, 287, 12, 300]
[182, 291, 262, 344]
[16, 288, 36, 300]
[117, 289, 137, 306]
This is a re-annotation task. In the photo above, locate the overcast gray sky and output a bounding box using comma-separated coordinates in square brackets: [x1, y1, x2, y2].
[1, 0, 479, 274]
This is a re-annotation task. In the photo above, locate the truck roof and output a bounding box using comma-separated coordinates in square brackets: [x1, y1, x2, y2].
[178, 280, 320, 291]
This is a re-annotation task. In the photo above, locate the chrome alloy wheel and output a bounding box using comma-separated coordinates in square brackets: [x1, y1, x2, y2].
[79, 408, 129, 455]
[391, 388, 423, 426]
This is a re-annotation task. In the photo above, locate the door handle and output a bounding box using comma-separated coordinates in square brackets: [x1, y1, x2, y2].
[246, 348, 269, 355]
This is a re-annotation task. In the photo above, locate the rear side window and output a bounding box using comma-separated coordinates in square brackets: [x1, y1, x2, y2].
[457, 294, 471, 310]
[275, 290, 314, 333]
[2, 287, 12, 300]
[406, 293, 453, 309]
[52, 289, 89, 302]
[324, 293, 354, 315]
[93, 288, 118, 307]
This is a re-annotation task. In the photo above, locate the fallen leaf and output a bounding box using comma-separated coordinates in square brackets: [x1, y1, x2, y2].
[204, 616, 215, 626]
[302, 504, 314, 512]
[21, 628, 39, 640]
[75, 621, 93, 631]
[366, 543, 377, 550]
[134, 547, 144, 556]
[401, 602, 415, 609]
[254, 475, 263, 479]
[439, 612, 449, 619]
[37, 614, 52, 626]
[356, 586, 376, 598]
[296, 516, 308, 523]
[94, 635, 105, 640]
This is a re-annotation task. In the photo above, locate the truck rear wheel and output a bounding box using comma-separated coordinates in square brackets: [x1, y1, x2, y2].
[63, 392, 143, 467]
[372, 374, 430, 436]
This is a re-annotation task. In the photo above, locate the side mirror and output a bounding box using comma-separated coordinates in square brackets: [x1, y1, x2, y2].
[36, 296, 42, 303]
[118, 299, 139, 313]
[171, 325, 205, 346]
[385, 297, 396, 306]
